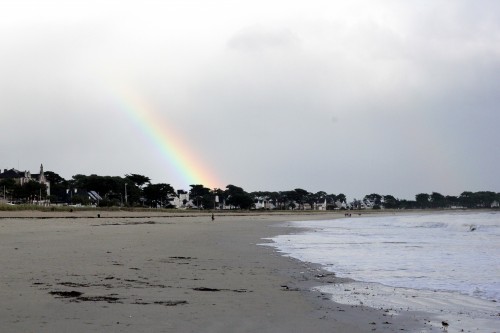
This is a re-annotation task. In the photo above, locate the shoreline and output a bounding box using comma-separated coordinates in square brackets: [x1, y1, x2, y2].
[0, 207, 487, 218]
[267, 213, 500, 333]
[0, 210, 467, 332]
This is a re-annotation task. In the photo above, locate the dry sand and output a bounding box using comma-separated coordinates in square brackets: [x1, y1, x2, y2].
[0, 210, 429, 332]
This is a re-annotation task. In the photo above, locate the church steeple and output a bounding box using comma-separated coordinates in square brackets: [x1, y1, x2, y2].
[38, 163, 50, 196]
[39, 164, 46, 184]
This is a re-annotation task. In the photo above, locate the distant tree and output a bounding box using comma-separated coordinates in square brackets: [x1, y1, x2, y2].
[71, 194, 90, 206]
[20, 167, 500, 211]
[13, 180, 47, 202]
[280, 191, 295, 210]
[305, 191, 319, 210]
[383, 195, 400, 209]
[124, 181, 142, 206]
[225, 185, 254, 209]
[326, 194, 336, 202]
[351, 199, 363, 210]
[415, 193, 430, 208]
[189, 184, 211, 209]
[125, 174, 150, 188]
[316, 191, 326, 197]
[118, 174, 151, 206]
[281, 190, 297, 209]
[430, 192, 446, 208]
[71, 174, 116, 196]
[44, 171, 66, 184]
[0, 178, 16, 201]
[364, 193, 382, 206]
[292, 188, 309, 210]
[398, 199, 416, 209]
[70, 174, 132, 205]
[0, 178, 16, 189]
[459, 191, 475, 208]
[325, 193, 337, 210]
[267, 191, 281, 208]
[144, 183, 176, 208]
[336, 193, 347, 204]
[197, 188, 223, 210]
[307, 191, 327, 209]
[445, 195, 459, 207]
[44, 171, 68, 203]
[475, 191, 497, 208]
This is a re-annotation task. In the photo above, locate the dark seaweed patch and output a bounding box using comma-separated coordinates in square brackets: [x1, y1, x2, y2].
[154, 300, 188, 306]
[192, 287, 221, 292]
[59, 282, 89, 288]
[76, 296, 121, 303]
[169, 256, 194, 260]
[49, 291, 83, 298]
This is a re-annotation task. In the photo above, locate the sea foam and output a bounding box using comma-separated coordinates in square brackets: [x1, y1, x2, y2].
[266, 212, 500, 331]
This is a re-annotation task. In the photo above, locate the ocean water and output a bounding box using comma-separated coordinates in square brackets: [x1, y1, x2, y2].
[266, 212, 500, 330]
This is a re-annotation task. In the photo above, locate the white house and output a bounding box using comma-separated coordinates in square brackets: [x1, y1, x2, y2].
[169, 191, 194, 209]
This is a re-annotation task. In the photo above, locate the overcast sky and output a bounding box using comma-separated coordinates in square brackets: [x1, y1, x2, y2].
[1, 0, 499, 200]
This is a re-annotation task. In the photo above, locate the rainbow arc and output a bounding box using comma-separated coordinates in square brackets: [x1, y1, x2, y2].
[113, 86, 220, 189]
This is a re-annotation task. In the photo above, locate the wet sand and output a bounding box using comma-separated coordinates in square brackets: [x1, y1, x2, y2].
[0, 210, 428, 332]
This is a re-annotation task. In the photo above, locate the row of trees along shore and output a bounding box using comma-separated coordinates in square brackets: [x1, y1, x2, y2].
[1, 171, 499, 210]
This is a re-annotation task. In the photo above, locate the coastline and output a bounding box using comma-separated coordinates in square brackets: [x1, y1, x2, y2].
[0, 210, 442, 332]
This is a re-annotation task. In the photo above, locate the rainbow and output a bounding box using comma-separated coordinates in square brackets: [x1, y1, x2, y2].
[112, 86, 221, 189]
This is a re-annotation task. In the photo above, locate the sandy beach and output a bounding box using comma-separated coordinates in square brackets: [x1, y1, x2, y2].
[1, 210, 433, 332]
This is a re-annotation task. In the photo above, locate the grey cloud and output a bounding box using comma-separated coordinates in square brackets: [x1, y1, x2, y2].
[227, 26, 300, 51]
[2, 0, 499, 199]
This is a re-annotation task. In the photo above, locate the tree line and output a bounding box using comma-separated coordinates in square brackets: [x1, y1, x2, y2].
[1, 171, 498, 210]
[353, 192, 500, 209]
